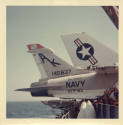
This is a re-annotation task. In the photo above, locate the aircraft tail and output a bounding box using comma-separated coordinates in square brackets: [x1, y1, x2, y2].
[27, 44, 76, 79]
[61, 32, 118, 69]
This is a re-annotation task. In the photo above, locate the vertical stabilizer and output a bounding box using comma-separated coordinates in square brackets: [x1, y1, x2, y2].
[27, 44, 77, 79]
[61, 33, 118, 69]
[27, 44, 47, 79]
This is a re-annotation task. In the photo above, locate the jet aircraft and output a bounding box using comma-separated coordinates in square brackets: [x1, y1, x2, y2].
[15, 34, 118, 99]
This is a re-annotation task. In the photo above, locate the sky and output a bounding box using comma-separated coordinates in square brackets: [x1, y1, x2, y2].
[7, 6, 118, 101]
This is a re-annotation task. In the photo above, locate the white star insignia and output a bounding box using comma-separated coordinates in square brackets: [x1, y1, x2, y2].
[78, 46, 91, 58]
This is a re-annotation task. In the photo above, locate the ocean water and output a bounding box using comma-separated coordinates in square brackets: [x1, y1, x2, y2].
[7, 101, 62, 118]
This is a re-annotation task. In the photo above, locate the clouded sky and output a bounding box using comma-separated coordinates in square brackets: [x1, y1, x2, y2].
[7, 6, 118, 101]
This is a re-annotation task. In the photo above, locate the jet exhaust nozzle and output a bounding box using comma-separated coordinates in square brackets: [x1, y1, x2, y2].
[15, 87, 51, 97]
[30, 87, 49, 97]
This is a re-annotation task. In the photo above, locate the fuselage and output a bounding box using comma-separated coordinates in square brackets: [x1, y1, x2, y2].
[30, 66, 118, 99]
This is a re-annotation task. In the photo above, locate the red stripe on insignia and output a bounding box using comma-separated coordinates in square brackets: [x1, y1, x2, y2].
[89, 57, 95, 65]
[74, 41, 80, 47]
[77, 39, 83, 46]
[74, 39, 83, 47]
[91, 56, 95, 64]
[76, 40, 81, 46]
